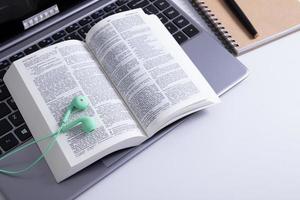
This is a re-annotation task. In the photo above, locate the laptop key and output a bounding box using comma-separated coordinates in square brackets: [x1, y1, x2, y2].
[24, 45, 39, 55]
[90, 21, 96, 27]
[7, 98, 17, 110]
[157, 13, 168, 24]
[52, 30, 67, 40]
[173, 31, 188, 44]
[0, 60, 10, 70]
[127, 0, 150, 9]
[0, 119, 13, 137]
[91, 10, 105, 19]
[0, 102, 11, 119]
[78, 25, 91, 39]
[165, 22, 178, 34]
[38, 38, 53, 48]
[0, 85, 10, 101]
[115, 5, 130, 13]
[0, 70, 5, 85]
[173, 15, 189, 28]
[8, 111, 24, 127]
[163, 7, 180, 19]
[14, 124, 32, 141]
[143, 5, 159, 14]
[78, 16, 92, 26]
[65, 33, 82, 41]
[104, 3, 117, 12]
[65, 23, 80, 33]
[154, 0, 170, 10]
[0, 133, 19, 152]
[9, 52, 25, 62]
[183, 24, 200, 38]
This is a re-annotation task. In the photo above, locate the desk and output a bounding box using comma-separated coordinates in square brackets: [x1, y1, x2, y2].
[78, 2, 300, 200]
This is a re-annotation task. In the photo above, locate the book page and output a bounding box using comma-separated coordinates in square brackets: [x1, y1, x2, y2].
[86, 9, 219, 136]
[11, 40, 146, 165]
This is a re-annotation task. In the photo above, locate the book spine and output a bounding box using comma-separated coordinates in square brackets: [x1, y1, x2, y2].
[191, 0, 239, 54]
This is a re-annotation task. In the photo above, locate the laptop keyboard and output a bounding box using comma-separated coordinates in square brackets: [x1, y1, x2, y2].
[0, 0, 200, 156]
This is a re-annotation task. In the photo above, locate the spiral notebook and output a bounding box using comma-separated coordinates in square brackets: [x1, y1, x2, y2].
[192, 0, 300, 55]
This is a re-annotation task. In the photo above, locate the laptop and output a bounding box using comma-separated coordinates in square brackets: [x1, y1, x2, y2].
[0, 0, 248, 199]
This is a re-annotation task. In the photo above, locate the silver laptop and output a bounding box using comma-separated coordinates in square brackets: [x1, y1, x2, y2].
[0, 0, 248, 199]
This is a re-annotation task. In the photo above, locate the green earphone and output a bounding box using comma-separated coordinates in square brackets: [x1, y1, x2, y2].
[0, 96, 96, 175]
[61, 96, 96, 133]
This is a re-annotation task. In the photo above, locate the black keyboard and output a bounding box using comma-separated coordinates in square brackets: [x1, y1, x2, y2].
[0, 0, 200, 156]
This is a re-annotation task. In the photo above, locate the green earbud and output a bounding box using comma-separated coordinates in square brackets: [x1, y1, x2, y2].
[61, 116, 97, 133]
[62, 96, 89, 123]
[61, 96, 97, 133]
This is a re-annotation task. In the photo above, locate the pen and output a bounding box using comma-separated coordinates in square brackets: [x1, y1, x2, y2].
[224, 0, 258, 38]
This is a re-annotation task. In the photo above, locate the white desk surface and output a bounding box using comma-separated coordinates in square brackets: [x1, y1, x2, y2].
[78, 1, 300, 200]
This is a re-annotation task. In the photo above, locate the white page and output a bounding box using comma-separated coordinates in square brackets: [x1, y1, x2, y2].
[86, 9, 219, 136]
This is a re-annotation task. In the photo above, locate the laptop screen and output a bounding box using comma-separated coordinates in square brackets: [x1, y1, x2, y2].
[0, 0, 87, 44]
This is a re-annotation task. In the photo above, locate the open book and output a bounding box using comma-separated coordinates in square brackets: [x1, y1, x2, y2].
[4, 9, 219, 182]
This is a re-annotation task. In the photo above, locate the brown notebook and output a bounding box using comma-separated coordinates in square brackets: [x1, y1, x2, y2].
[192, 0, 300, 55]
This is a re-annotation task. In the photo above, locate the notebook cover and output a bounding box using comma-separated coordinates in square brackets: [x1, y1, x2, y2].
[193, 0, 300, 55]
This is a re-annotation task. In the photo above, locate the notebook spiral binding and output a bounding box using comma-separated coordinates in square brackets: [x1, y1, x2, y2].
[191, 0, 239, 54]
